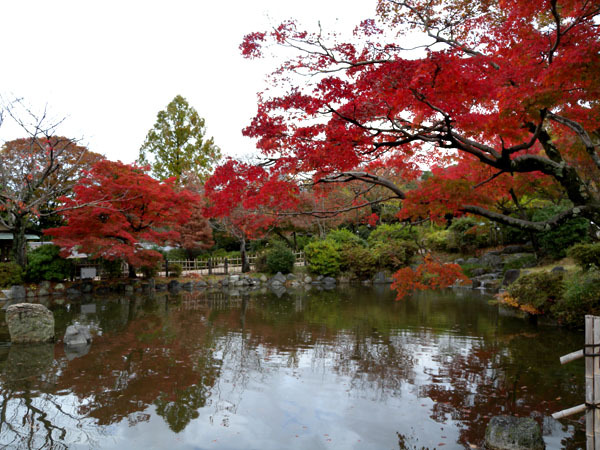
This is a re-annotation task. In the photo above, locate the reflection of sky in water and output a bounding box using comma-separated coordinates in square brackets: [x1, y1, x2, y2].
[0, 288, 585, 449]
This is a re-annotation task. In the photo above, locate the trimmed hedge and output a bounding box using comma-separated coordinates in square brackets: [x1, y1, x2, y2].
[265, 244, 295, 274]
[304, 240, 341, 277]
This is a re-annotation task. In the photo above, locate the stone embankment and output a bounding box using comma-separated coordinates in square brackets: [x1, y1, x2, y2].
[454, 245, 538, 292]
[0, 270, 397, 302]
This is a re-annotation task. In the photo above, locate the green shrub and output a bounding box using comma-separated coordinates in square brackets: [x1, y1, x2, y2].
[424, 229, 452, 252]
[265, 244, 295, 274]
[532, 205, 589, 259]
[141, 264, 159, 279]
[165, 248, 187, 260]
[0, 262, 24, 288]
[503, 254, 538, 272]
[101, 259, 124, 279]
[25, 245, 73, 282]
[254, 251, 268, 273]
[448, 217, 490, 252]
[168, 263, 182, 277]
[372, 240, 418, 271]
[508, 271, 565, 313]
[340, 245, 378, 279]
[304, 240, 341, 277]
[367, 223, 417, 244]
[326, 229, 366, 248]
[554, 269, 600, 326]
[568, 243, 600, 270]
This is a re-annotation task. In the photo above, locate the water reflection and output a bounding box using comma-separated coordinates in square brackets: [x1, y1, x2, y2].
[0, 287, 586, 449]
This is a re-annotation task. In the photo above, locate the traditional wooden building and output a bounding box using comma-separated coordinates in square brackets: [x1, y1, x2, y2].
[0, 224, 40, 262]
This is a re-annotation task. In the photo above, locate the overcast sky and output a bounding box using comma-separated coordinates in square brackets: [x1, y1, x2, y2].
[0, 0, 377, 163]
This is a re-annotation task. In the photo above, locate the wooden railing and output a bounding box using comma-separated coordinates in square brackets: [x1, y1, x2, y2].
[165, 251, 306, 276]
[73, 252, 306, 279]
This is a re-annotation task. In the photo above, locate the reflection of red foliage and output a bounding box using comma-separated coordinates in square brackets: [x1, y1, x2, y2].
[47, 160, 198, 267]
[56, 304, 218, 427]
[391, 254, 469, 300]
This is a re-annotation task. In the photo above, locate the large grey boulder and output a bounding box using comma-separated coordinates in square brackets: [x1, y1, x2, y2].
[485, 416, 544, 450]
[481, 252, 503, 268]
[502, 269, 521, 286]
[6, 303, 55, 344]
[502, 244, 533, 254]
[270, 272, 287, 285]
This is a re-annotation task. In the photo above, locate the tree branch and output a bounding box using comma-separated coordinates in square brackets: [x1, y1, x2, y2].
[316, 171, 406, 199]
[461, 204, 592, 232]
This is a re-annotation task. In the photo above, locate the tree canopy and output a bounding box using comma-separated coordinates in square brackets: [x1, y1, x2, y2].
[46, 160, 198, 269]
[223, 0, 600, 234]
[139, 95, 221, 182]
[0, 134, 103, 266]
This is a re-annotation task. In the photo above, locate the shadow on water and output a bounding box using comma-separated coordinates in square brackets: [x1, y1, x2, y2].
[0, 286, 586, 449]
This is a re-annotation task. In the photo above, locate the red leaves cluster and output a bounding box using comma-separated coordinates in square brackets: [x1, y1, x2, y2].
[391, 254, 470, 300]
[204, 159, 299, 238]
[46, 160, 198, 267]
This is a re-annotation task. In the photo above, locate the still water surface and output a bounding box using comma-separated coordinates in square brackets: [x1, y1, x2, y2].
[0, 286, 586, 449]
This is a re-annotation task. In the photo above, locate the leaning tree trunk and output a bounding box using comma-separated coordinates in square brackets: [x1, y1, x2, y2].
[240, 237, 250, 273]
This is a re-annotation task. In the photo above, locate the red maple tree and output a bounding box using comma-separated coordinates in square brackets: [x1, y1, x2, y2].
[46, 160, 198, 270]
[209, 0, 600, 296]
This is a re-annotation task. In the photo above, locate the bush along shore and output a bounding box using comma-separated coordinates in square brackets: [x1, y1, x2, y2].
[491, 243, 600, 327]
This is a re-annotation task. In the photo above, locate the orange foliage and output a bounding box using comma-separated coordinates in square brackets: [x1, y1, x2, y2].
[391, 254, 469, 300]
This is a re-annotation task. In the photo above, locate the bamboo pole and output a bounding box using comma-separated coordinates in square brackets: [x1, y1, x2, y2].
[592, 316, 600, 450]
[561, 349, 584, 365]
[586, 315, 595, 450]
[552, 403, 587, 420]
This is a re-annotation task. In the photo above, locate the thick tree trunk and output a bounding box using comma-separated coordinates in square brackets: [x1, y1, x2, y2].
[128, 264, 137, 278]
[240, 237, 250, 273]
[11, 219, 27, 268]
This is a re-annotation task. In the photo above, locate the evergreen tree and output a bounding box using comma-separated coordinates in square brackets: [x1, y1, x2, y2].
[139, 95, 221, 182]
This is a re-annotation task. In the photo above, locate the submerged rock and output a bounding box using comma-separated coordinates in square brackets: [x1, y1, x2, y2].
[64, 324, 92, 347]
[485, 416, 544, 450]
[6, 303, 55, 344]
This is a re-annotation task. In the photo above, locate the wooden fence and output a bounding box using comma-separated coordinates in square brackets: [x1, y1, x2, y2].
[553, 315, 600, 449]
[164, 251, 306, 276]
[73, 252, 306, 279]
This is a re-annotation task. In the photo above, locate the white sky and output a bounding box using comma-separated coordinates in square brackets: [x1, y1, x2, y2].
[0, 0, 378, 163]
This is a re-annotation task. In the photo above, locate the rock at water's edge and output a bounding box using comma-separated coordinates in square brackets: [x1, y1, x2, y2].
[485, 415, 544, 450]
[6, 303, 55, 344]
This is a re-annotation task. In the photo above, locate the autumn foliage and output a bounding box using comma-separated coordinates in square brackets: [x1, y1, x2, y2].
[391, 254, 469, 300]
[46, 160, 198, 268]
[207, 0, 600, 297]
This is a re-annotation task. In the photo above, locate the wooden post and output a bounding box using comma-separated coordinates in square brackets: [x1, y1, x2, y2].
[224, 258, 228, 274]
[586, 315, 594, 450]
[594, 316, 600, 447]
[165, 259, 169, 278]
[208, 258, 212, 275]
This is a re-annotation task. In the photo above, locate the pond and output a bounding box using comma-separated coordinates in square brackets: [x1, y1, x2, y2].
[0, 286, 585, 449]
